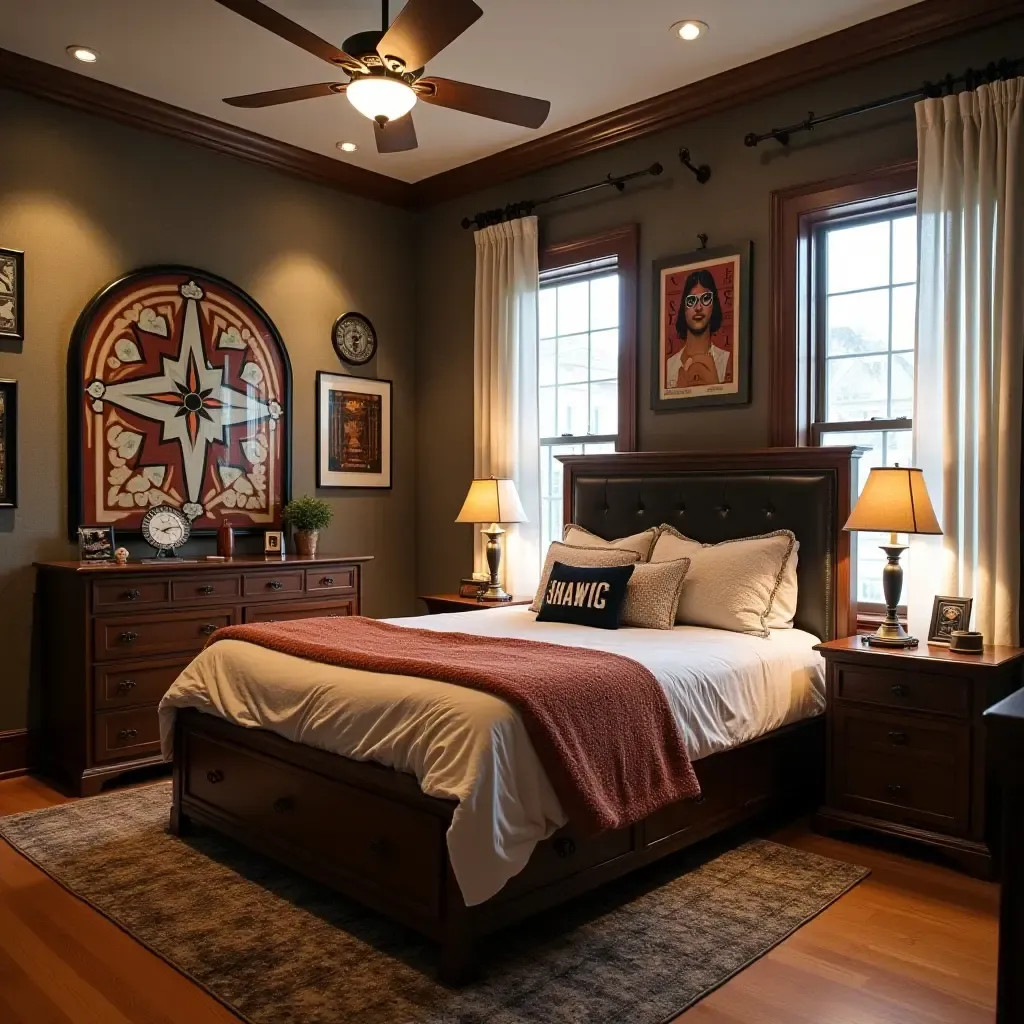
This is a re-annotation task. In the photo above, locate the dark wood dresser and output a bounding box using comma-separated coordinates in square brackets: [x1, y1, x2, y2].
[34, 554, 372, 796]
[813, 636, 1024, 878]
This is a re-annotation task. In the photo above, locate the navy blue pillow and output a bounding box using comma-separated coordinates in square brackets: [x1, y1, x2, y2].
[536, 561, 634, 629]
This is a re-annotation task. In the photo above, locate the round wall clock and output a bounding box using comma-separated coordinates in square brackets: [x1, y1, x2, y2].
[141, 504, 192, 558]
[332, 312, 377, 366]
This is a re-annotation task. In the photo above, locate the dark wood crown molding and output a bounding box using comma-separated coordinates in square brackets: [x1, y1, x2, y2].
[0, 49, 415, 209]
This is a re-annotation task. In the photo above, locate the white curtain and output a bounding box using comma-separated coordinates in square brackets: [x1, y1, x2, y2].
[910, 78, 1024, 645]
[472, 216, 541, 597]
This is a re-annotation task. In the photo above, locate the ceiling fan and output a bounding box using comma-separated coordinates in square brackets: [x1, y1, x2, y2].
[214, 0, 551, 153]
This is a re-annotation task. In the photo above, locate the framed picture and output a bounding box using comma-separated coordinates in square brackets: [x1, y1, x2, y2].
[78, 525, 116, 562]
[0, 379, 17, 509]
[264, 530, 284, 555]
[651, 243, 752, 411]
[927, 595, 973, 645]
[0, 248, 24, 341]
[316, 372, 393, 489]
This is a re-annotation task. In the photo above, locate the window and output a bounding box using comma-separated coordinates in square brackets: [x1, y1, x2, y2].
[538, 226, 637, 553]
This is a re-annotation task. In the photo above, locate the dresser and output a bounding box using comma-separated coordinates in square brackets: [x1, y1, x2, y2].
[813, 636, 1024, 878]
[34, 554, 372, 796]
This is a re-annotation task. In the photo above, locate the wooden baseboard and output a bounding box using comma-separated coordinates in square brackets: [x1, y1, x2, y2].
[0, 729, 30, 780]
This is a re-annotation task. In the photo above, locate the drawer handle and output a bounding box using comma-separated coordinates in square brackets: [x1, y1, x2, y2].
[117, 679, 137, 693]
[268, 580, 284, 590]
[124, 589, 141, 602]
[888, 729, 908, 745]
[273, 796, 294, 813]
[369, 837, 391, 858]
[891, 684, 908, 698]
[117, 728, 138, 741]
[206, 769, 224, 785]
[200, 623, 218, 636]
[320, 576, 335, 586]
[553, 837, 577, 859]
[199, 585, 216, 595]
[119, 630, 139, 644]
[887, 783, 903, 797]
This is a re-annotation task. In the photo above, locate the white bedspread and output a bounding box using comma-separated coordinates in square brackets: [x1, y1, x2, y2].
[159, 607, 824, 905]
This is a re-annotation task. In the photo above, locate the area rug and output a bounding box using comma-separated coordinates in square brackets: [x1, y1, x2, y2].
[0, 782, 867, 1024]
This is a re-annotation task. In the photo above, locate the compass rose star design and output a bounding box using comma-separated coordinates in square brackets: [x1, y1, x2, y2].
[88, 283, 272, 507]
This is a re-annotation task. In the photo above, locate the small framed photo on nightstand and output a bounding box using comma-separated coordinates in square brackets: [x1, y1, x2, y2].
[264, 530, 285, 556]
[927, 595, 973, 645]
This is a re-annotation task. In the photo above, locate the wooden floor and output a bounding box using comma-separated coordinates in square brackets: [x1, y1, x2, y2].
[0, 774, 1000, 1024]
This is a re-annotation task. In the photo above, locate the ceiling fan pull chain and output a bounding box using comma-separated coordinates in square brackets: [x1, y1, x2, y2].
[382, 0, 389, 31]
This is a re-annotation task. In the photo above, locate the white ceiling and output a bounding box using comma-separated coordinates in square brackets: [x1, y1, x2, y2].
[3, 0, 918, 183]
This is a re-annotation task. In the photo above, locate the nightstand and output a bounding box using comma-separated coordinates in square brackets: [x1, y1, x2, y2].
[419, 594, 533, 615]
[813, 636, 1024, 879]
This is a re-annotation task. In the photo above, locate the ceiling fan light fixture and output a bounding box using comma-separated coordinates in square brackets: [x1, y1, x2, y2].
[672, 20, 708, 41]
[67, 45, 100, 63]
[346, 77, 417, 124]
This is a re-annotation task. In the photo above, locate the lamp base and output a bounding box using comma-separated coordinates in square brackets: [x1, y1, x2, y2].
[865, 542, 918, 647]
[479, 524, 512, 603]
[865, 624, 919, 648]
[478, 585, 513, 603]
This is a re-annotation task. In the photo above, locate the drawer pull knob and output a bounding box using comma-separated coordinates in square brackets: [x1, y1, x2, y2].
[891, 684, 908, 698]
[117, 728, 138, 741]
[117, 679, 137, 693]
[553, 837, 577, 859]
[320, 576, 335, 586]
[200, 624, 218, 636]
[119, 630, 139, 643]
[888, 730, 908, 745]
[199, 585, 216, 595]
[369, 837, 391, 858]
[887, 783, 903, 796]
[268, 580, 284, 590]
[124, 589, 141, 601]
[206, 769, 224, 784]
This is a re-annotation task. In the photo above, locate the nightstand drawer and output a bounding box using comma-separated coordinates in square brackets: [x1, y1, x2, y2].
[836, 664, 971, 718]
[834, 706, 968, 766]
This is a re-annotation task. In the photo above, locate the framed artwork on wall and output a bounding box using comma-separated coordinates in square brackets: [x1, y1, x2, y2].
[0, 379, 17, 508]
[316, 372, 392, 489]
[67, 266, 292, 538]
[0, 248, 24, 341]
[651, 242, 752, 411]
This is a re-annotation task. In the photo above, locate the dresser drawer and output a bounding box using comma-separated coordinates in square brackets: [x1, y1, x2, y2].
[93, 578, 170, 611]
[305, 567, 357, 596]
[243, 599, 356, 624]
[835, 664, 971, 718]
[94, 707, 162, 764]
[834, 706, 968, 766]
[94, 659, 189, 710]
[93, 608, 235, 661]
[243, 570, 305, 599]
[172, 575, 241, 604]
[185, 733, 443, 915]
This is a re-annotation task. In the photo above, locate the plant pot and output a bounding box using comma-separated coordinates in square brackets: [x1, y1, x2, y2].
[294, 529, 319, 557]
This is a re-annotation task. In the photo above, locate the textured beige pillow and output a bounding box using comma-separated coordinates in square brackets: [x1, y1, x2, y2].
[651, 526, 797, 637]
[765, 542, 799, 629]
[622, 557, 691, 630]
[562, 524, 658, 562]
[531, 542, 641, 612]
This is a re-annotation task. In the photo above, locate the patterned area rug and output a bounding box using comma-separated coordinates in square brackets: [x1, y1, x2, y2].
[0, 783, 867, 1024]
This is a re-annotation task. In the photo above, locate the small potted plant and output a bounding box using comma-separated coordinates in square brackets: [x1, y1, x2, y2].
[282, 495, 333, 557]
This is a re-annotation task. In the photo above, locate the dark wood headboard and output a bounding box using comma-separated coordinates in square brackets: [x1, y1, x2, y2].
[559, 447, 861, 640]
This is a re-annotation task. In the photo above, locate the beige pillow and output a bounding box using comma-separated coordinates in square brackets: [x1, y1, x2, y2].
[651, 526, 797, 637]
[562, 524, 658, 562]
[622, 557, 691, 630]
[531, 542, 641, 612]
[766, 542, 799, 629]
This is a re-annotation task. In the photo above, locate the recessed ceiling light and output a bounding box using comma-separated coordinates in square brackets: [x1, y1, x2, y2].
[336, 141, 358, 153]
[672, 20, 708, 41]
[66, 45, 99, 63]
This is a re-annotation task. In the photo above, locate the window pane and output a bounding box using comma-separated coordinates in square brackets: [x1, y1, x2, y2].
[820, 429, 884, 482]
[557, 384, 589, 435]
[589, 275, 618, 331]
[539, 287, 557, 339]
[539, 335, 556, 387]
[827, 221, 890, 294]
[556, 281, 589, 335]
[890, 352, 914, 418]
[590, 381, 618, 436]
[556, 332, 589, 384]
[539, 385, 556, 437]
[540, 445, 552, 500]
[584, 442, 616, 455]
[891, 284, 916, 352]
[827, 289, 890, 356]
[891, 215, 917, 285]
[885, 428, 912, 467]
[827, 355, 889, 421]
[590, 328, 618, 380]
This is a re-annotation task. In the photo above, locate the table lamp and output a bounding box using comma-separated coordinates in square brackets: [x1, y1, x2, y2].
[455, 477, 527, 602]
[844, 465, 942, 648]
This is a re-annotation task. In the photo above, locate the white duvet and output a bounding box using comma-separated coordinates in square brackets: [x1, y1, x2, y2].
[159, 607, 824, 905]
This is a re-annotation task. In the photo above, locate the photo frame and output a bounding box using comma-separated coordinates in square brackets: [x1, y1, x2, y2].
[0, 248, 24, 341]
[0, 379, 17, 509]
[264, 530, 284, 555]
[78, 525, 116, 562]
[316, 372, 393, 489]
[651, 243, 752, 411]
[927, 595, 973, 645]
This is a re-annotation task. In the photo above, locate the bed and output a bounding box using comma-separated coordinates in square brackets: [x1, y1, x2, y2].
[164, 447, 859, 982]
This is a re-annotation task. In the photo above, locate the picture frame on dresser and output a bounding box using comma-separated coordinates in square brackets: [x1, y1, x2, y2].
[0, 379, 17, 508]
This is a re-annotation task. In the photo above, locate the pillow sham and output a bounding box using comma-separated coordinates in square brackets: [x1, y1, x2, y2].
[650, 526, 797, 637]
[562, 523, 658, 562]
[536, 561, 634, 629]
[531, 542, 641, 612]
[765, 542, 799, 629]
[621, 557, 691, 630]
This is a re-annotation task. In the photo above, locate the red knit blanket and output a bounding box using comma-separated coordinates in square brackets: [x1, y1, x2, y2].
[207, 616, 700, 832]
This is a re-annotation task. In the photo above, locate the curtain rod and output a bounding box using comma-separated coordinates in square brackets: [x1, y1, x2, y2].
[460, 162, 663, 230]
[744, 56, 1022, 148]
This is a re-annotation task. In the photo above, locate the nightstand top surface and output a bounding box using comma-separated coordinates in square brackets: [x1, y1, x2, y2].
[816, 634, 1024, 668]
[420, 593, 532, 608]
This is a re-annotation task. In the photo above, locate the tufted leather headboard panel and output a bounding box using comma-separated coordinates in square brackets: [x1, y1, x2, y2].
[560, 449, 861, 641]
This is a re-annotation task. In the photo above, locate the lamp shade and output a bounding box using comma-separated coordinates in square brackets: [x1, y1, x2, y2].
[455, 478, 527, 525]
[844, 466, 942, 535]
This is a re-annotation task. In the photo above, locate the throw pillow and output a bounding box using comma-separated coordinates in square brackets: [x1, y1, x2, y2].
[531, 541, 641, 612]
[536, 562, 634, 629]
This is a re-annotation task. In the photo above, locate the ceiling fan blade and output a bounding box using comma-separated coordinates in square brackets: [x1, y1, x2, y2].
[224, 82, 345, 108]
[374, 113, 418, 153]
[418, 78, 551, 128]
[376, 0, 482, 72]
[213, 0, 365, 72]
